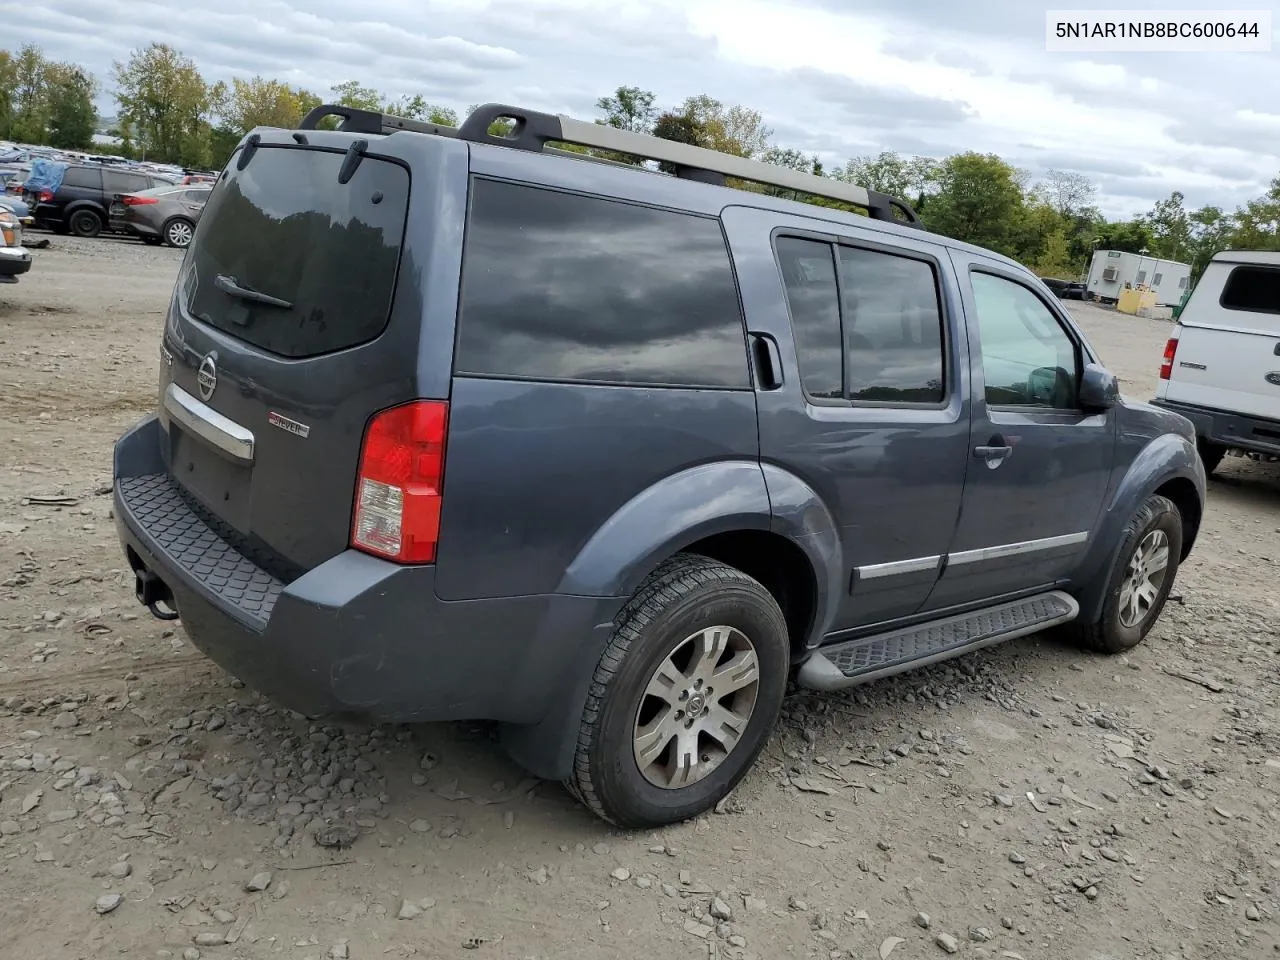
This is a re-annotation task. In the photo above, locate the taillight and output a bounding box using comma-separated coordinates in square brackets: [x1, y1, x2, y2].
[1159, 337, 1178, 380]
[351, 400, 449, 564]
[37, 189, 53, 203]
[123, 195, 158, 205]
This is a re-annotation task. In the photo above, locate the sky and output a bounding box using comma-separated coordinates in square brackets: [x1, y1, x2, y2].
[13, 0, 1280, 218]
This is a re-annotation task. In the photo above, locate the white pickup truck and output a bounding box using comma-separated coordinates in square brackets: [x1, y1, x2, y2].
[1152, 250, 1280, 473]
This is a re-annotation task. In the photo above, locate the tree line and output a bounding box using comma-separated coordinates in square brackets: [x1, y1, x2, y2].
[2, 40, 1278, 282]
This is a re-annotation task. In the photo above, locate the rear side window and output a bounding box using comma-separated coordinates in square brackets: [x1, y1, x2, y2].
[456, 179, 750, 389]
[777, 236, 947, 404]
[1220, 265, 1280, 315]
[61, 167, 101, 190]
[184, 145, 409, 359]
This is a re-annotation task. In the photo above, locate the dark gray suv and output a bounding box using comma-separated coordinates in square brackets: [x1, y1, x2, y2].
[112, 102, 1206, 828]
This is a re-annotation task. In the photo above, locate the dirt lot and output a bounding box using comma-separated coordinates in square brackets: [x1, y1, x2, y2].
[1, 237, 1278, 960]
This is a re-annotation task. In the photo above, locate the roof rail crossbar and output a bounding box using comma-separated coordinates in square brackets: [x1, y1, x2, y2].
[298, 101, 920, 225]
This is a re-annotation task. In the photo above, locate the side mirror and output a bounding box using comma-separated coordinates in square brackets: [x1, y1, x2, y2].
[1079, 362, 1119, 411]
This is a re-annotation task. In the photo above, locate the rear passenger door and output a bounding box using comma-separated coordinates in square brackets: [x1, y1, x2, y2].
[722, 207, 973, 632]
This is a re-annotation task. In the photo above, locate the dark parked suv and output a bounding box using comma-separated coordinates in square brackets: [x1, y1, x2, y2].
[27, 163, 175, 238]
[112, 102, 1206, 828]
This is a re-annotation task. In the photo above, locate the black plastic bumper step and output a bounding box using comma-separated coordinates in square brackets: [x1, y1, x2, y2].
[797, 591, 1079, 692]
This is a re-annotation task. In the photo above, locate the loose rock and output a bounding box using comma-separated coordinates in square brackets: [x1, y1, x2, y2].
[935, 932, 959, 953]
[245, 871, 273, 892]
[94, 893, 123, 915]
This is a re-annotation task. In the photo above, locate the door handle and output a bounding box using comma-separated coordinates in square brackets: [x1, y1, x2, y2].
[748, 332, 784, 390]
[973, 442, 1012, 461]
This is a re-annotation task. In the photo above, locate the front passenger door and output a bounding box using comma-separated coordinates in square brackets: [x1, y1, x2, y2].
[923, 253, 1115, 610]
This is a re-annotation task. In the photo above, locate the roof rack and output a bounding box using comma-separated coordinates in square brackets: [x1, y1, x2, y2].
[298, 102, 920, 226]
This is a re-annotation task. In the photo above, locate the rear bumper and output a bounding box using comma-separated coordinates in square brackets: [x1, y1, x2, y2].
[113, 414, 621, 724]
[1151, 397, 1280, 457]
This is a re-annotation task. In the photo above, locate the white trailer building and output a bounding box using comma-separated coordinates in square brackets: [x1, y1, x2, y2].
[1085, 249, 1191, 307]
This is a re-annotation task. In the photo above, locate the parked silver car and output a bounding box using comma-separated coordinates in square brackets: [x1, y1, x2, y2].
[109, 184, 212, 248]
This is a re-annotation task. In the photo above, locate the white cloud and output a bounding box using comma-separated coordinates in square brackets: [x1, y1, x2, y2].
[12, 0, 1280, 219]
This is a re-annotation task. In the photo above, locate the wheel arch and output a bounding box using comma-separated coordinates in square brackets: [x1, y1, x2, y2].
[64, 200, 106, 225]
[1073, 432, 1205, 624]
[505, 460, 841, 782]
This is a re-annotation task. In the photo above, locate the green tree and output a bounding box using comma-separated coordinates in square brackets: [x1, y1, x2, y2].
[920, 152, 1026, 256]
[1144, 190, 1193, 261]
[45, 63, 96, 149]
[386, 94, 457, 126]
[679, 94, 772, 158]
[212, 76, 320, 133]
[596, 85, 656, 133]
[1016, 199, 1073, 273]
[0, 50, 17, 140]
[761, 146, 812, 172]
[8, 43, 50, 142]
[1032, 226, 1076, 277]
[113, 43, 211, 163]
[331, 80, 382, 112]
[651, 109, 706, 173]
[1229, 176, 1280, 251]
[1092, 219, 1152, 254]
[1187, 205, 1236, 281]
[835, 152, 939, 209]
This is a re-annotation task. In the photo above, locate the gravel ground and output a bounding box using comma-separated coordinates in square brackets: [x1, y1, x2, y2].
[1, 235, 1279, 960]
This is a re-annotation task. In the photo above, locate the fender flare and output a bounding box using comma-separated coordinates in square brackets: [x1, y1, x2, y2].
[759, 462, 843, 648]
[1073, 432, 1204, 623]
[554, 460, 775, 597]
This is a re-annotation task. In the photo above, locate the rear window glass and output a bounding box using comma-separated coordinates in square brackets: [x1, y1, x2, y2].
[183, 145, 409, 359]
[1220, 265, 1280, 315]
[456, 179, 749, 388]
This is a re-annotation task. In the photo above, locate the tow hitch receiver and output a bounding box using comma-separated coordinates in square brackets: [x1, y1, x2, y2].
[135, 569, 180, 621]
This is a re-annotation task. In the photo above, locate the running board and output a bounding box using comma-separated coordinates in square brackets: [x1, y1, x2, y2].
[797, 591, 1079, 692]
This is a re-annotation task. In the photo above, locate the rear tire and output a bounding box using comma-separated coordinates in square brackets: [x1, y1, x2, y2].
[68, 208, 102, 238]
[1066, 494, 1182, 654]
[1197, 439, 1227, 475]
[566, 554, 789, 828]
[163, 217, 194, 248]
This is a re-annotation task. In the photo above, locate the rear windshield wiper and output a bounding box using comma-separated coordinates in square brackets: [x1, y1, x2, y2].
[214, 274, 293, 309]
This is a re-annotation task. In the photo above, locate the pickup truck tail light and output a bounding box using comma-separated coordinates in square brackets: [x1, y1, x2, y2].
[350, 400, 449, 564]
[1159, 337, 1178, 380]
[37, 189, 53, 203]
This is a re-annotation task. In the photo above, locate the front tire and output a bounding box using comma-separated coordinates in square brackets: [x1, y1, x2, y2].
[1068, 494, 1182, 654]
[567, 554, 789, 828]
